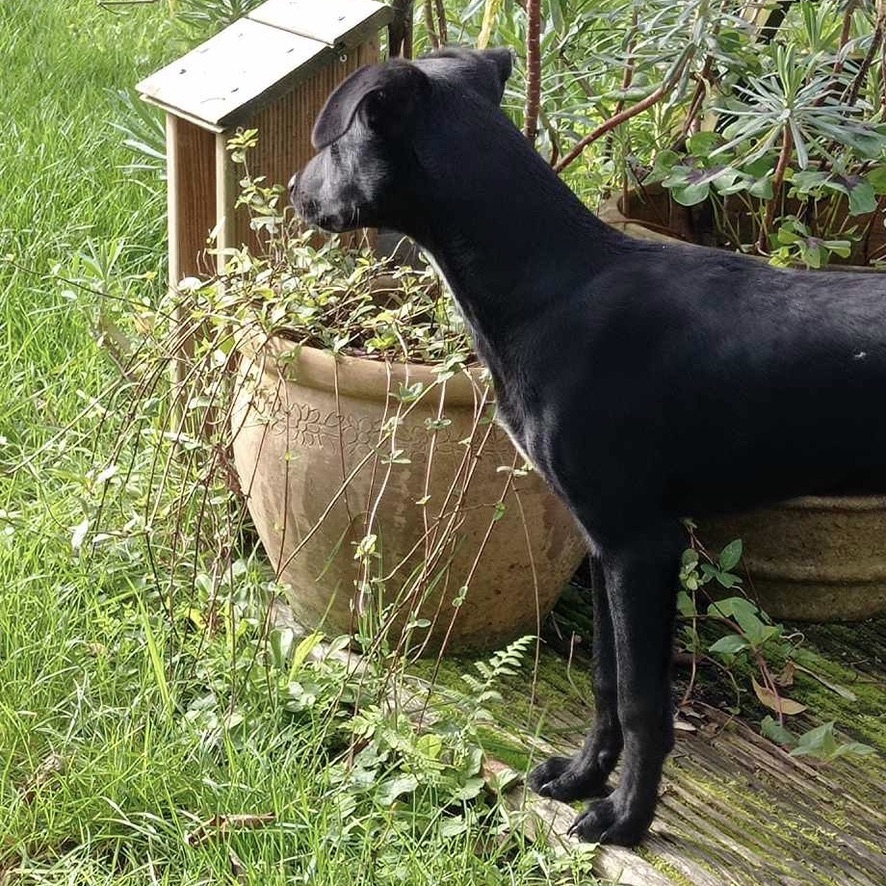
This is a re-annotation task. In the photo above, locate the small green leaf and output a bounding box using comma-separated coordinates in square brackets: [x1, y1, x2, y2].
[803, 245, 822, 269]
[450, 776, 485, 802]
[716, 571, 742, 589]
[866, 165, 886, 194]
[652, 149, 682, 172]
[415, 733, 443, 761]
[681, 548, 699, 568]
[733, 608, 772, 647]
[790, 721, 840, 758]
[687, 131, 721, 155]
[677, 590, 697, 618]
[670, 181, 710, 206]
[718, 539, 743, 572]
[848, 180, 877, 216]
[377, 774, 419, 805]
[438, 817, 468, 838]
[835, 742, 876, 758]
[761, 715, 796, 747]
[708, 596, 758, 622]
[747, 176, 774, 200]
[709, 634, 750, 656]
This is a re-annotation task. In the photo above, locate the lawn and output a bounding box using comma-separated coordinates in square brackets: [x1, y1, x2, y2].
[0, 2, 584, 883]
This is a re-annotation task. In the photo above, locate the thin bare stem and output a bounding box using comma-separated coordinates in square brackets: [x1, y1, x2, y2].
[423, 0, 440, 50]
[844, 0, 886, 108]
[524, 0, 541, 143]
[555, 45, 695, 175]
[433, 0, 447, 45]
[758, 123, 794, 254]
[389, 0, 414, 59]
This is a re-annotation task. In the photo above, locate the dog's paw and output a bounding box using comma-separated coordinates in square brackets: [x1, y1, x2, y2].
[527, 755, 610, 803]
[567, 796, 650, 847]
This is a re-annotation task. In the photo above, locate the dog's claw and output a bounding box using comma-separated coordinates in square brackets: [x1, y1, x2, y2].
[528, 754, 612, 803]
[567, 796, 650, 847]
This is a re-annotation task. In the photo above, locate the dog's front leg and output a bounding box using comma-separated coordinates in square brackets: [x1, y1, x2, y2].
[528, 556, 623, 799]
[568, 523, 682, 845]
[568, 524, 681, 844]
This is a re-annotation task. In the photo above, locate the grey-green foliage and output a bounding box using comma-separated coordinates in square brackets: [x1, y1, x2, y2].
[441, 0, 886, 264]
[175, 0, 265, 33]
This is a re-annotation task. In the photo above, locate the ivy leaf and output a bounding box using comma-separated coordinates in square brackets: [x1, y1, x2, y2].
[789, 722, 875, 759]
[438, 817, 468, 839]
[376, 774, 419, 806]
[708, 596, 758, 622]
[718, 539, 743, 572]
[687, 131, 722, 154]
[835, 742, 877, 758]
[866, 165, 886, 194]
[416, 733, 443, 762]
[709, 634, 749, 656]
[733, 608, 779, 647]
[670, 181, 710, 206]
[747, 176, 774, 200]
[789, 721, 840, 758]
[761, 715, 796, 747]
[677, 590, 697, 618]
[847, 179, 877, 216]
[450, 776, 485, 802]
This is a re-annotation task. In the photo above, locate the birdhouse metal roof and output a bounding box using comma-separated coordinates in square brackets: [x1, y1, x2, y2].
[136, 0, 392, 131]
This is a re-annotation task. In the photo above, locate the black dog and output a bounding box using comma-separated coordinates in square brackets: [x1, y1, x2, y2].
[290, 48, 886, 845]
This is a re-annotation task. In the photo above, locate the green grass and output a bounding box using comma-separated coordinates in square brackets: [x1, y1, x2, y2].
[0, 3, 596, 883]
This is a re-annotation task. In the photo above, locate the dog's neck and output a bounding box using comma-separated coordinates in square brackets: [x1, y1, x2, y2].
[403, 105, 627, 345]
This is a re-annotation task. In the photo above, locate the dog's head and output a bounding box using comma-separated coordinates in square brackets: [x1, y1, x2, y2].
[288, 47, 513, 233]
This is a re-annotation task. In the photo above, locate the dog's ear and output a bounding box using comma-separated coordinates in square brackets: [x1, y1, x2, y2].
[312, 61, 431, 149]
[423, 46, 514, 105]
[481, 48, 513, 102]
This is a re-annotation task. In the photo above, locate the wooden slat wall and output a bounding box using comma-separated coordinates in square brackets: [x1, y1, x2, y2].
[168, 115, 218, 285]
[167, 37, 381, 389]
[227, 38, 380, 256]
[169, 39, 379, 280]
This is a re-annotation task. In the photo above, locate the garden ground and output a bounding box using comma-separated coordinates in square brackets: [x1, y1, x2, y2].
[1, 2, 884, 884]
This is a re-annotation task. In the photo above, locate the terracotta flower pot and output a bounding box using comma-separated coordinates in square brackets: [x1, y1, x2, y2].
[600, 189, 886, 621]
[231, 334, 586, 650]
[701, 497, 886, 621]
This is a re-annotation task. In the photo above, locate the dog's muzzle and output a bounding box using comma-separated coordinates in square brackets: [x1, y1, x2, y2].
[288, 172, 306, 215]
[288, 171, 322, 225]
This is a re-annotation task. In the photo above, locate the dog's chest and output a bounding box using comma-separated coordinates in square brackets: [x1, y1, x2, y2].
[426, 259, 546, 470]
[486, 367, 550, 476]
[495, 403, 533, 465]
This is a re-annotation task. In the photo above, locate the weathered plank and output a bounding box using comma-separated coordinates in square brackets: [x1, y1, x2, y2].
[507, 615, 886, 886]
[138, 19, 325, 129]
[505, 790, 679, 886]
[248, 0, 392, 46]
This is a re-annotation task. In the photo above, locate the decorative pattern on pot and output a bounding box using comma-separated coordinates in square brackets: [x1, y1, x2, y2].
[231, 335, 586, 651]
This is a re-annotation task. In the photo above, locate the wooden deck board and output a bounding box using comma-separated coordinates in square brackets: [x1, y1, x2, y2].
[497, 590, 886, 885]
[272, 590, 885, 884]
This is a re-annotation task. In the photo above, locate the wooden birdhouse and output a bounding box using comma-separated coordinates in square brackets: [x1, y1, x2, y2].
[137, 0, 392, 286]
